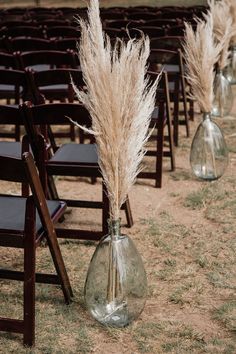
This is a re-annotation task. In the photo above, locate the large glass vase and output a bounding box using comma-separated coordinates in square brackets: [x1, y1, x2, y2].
[212, 69, 233, 117]
[224, 46, 236, 85]
[84, 219, 147, 327]
[190, 113, 228, 180]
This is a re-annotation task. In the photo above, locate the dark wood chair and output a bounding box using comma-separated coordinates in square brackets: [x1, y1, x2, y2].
[127, 12, 158, 21]
[6, 37, 55, 53]
[149, 49, 190, 146]
[138, 71, 175, 188]
[150, 37, 195, 121]
[16, 49, 77, 72]
[0, 51, 19, 69]
[27, 68, 84, 141]
[21, 102, 133, 239]
[0, 151, 72, 346]
[134, 26, 166, 37]
[45, 26, 80, 39]
[55, 37, 78, 51]
[0, 68, 30, 141]
[0, 25, 46, 38]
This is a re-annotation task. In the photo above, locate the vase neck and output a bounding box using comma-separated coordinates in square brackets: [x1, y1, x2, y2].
[108, 219, 121, 238]
[202, 112, 211, 121]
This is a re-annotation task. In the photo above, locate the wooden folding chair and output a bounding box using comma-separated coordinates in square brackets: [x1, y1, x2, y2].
[138, 71, 175, 188]
[149, 49, 190, 146]
[0, 152, 72, 346]
[27, 67, 84, 141]
[0, 69, 30, 141]
[21, 102, 133, 239]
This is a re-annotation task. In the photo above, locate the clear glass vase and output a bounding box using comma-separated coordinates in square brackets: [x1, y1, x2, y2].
[84, 219, 147, 327]
[212, 69, 233, 117]
[224, 46, 236, 85]
[190, 112, 228, 180]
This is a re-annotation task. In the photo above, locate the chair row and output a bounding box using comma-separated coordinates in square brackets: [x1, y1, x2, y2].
[0, 46, 190, 143]
[0, 35, 185, 54]
[0, 21, 196, 41]
[0, 5, 207, 22]
[0, 67, 175, 188]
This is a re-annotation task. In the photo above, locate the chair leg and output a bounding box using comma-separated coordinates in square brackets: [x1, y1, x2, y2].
[173, 100, 179, 147]
[23, 198, 36, 347]
[102, 183, 110, 235]
[123, 198, 133, 227]
[45, 230, 73, 303]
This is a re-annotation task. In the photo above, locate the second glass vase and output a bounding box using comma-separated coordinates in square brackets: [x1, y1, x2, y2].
[84, 219, 147, 327]
[190, 112, 228, 180]
[224, 46, 236, 85]
[212, 69, 233, 117]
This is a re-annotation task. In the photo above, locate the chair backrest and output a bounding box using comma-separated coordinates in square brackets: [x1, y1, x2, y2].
[7, 37, 55, 52]
[0, 25, 46, 38]
[105, 19, 143, 29]
[0, 52, 19, 68]
[127, 12, 158, 21]
[145, 19, 179, 27]
[17, 50, 77, 71]
[55, 37, 79, 51]
[21, 101, 91, 161]
[0, 103, 24, 129]
[149, 49, 180, 72]
[150, 36, 184, 50]
[45, 26, 80, 39]
[0, 68, 31, 103]
[134, 26, 166, 37]
[40, 19, 71, 27]
[27, 68, 84, 104]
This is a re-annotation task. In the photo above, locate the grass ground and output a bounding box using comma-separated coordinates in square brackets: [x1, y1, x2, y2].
[0, 95, 236, 353]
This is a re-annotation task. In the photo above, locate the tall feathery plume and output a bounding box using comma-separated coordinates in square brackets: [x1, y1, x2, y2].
[71, 0, 159, 220]
[225, 0, 236, 45]
[207, 0, 234, 70]
[183, 13, 224, 112]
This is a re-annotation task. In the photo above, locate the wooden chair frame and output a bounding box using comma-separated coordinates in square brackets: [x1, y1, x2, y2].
[0, 152, 72, 346]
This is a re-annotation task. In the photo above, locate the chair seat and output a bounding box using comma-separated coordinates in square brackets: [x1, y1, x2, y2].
[0, 142, 32, 158]
[0, 142, 22, 158]
[50, 143, 98, 165]
[0, 196, 63, 234]
[40, 84, 68, 91]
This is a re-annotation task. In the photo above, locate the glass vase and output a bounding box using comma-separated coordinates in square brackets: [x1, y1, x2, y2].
[224, 46, 236, 85]
[212, 69, 233, 117]
[190, 112, 228, 180]
[84, 219, 147, 327]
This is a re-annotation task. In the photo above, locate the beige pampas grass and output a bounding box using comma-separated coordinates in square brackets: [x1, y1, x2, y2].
[225, 0, 236, 45]
[72, 0, 158, 220]
[207, 0, 234, 70]
[183, 14, 223, 113]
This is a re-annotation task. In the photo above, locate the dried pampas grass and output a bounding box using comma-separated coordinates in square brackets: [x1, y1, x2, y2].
[225, 0, 236, 45]
[207, 0, 234, 69]
[72, 0, 158, 220]
[183, 14, 223, 113]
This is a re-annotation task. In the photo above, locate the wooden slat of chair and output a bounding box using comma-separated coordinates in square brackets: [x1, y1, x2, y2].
[0, 152, 72, 346]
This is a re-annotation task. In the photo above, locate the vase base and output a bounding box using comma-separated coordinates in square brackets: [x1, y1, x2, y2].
[90, 300, 131, 327]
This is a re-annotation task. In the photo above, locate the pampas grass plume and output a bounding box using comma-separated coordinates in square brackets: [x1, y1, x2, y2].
[183, 13, 224, 112]
[208, 0, 234, 70]
[72, 0, 159, 220]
